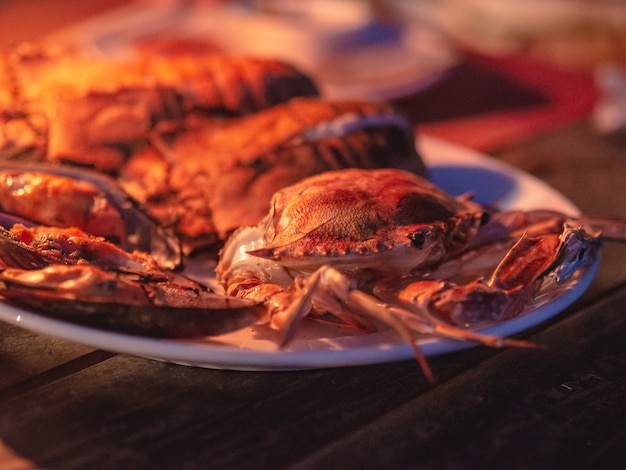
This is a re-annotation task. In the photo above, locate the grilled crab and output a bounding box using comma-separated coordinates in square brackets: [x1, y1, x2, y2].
[0, 43, 318, 170]
[216, 168, 616, 381]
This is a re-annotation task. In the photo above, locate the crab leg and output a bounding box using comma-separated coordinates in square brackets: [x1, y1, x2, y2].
[273, 269, 375, 346]
[274, 266, 437, 379]
[467, 209, 626, 250]
[275, 265, 535, 383]
[319, 267, 534, 346]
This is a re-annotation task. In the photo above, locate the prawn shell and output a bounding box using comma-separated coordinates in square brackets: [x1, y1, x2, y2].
[0, 162, 183, 269]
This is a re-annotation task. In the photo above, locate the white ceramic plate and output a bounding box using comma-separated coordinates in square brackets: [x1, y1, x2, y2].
[0, 137, 598, 370]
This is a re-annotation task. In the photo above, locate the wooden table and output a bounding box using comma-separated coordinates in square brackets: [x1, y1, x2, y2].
[1, 1, 626, 468]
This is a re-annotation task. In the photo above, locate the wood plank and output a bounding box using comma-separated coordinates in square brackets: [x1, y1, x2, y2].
[0, 322, 100, 390]
[494, 121, 626, 220]
[0, 328, 529, 469]
[290, 284, 626, 469]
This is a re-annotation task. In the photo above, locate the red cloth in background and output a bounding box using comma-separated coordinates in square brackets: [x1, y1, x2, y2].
[395, 52, 599, 151]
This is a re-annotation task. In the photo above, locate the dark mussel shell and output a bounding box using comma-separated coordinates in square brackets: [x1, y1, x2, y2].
[0, 284, 263, 338]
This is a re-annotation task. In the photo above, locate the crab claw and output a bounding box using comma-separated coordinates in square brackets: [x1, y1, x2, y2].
[399, 226, 601, 328]
[549, 223, 601, 282]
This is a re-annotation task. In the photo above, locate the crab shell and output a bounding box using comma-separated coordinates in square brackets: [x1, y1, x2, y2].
[217, 169, 487, 286]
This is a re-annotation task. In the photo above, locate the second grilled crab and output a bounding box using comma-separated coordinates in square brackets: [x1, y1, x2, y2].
[216, 168, 624, 381]
[119, 97, 425, 252]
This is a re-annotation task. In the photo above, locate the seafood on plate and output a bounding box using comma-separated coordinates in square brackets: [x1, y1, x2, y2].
[216, 168, 622, 381]
[0, 43, 319, 170]
[0, 165, 622, 379]
[1, 44, 619, 379]
[119, 97, 425, 253]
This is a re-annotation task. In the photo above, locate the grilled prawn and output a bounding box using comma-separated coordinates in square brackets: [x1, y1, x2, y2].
[0, 43, 318, 170]
[0, 162, 182, 269]
[216, 168, 621, 382]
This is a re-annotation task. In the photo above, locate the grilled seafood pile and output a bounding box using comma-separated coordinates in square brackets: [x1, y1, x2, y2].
[0, 43, 623, 381]
[0, 165, 623, 381]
